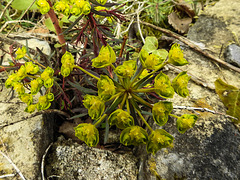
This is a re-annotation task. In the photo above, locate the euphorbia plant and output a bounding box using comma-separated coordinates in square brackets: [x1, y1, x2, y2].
[74, 36, 198, 154]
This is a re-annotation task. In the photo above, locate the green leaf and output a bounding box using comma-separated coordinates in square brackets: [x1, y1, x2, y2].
[11, 0, 38, 10]
[215, 79, 240, 122]
[142, 36, 158, 53]
[44, 18, 56, 33]
[152, 49, 168, 61]
[67, 81, 97, 94]
[69, 113, 88, 120]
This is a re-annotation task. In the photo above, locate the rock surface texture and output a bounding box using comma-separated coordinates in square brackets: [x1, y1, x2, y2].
[142, 0, 240, 179]
[0, 85, 54, 179]
[45, 136, 138, 180]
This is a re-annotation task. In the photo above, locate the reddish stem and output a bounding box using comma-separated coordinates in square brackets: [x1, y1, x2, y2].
[47, 0, 66, 53]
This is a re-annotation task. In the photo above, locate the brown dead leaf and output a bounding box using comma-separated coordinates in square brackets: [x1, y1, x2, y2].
[168, 11, 192, 34]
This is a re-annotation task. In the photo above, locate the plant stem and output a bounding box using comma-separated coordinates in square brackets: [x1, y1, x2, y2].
[25, 55, 46, 69]
[130, 67, 144, 87]
[132, 88, 156, 93]
[136, 110, 153, 132]
[47, 0, 66, 53]
[94, 114, 108, 127]
[74, 65, 100, 81]
[106, 92, 122, 102]
[149, 61, 169, 76]
[120, 92, 127, 109]
[169, 114, 179, 119]
[131, 93, 153, 109]
[126, 98, 130, 114]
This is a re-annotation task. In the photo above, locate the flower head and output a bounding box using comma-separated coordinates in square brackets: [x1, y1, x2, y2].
[108, 109, 134, 129]
[83, 95, 105, 120]
[172, 71, 190, 98]
[25, 104, 37, 113]
[74, 123, 99, 147]
[154, 72, 174, 98]
[19, 93, 33, 105]
[25, 62, 39, 74]
[168, 44, 188, 66]
[92, 44, 116, 68]
[13, 82, 25, 95]
[15, 46, 27, 60]
[37, 95, 51, 110]
[120, 126, 148, 146]
[97, 75, 116, 101]
[115, 60, 136, 78]
[152, 101, 173, 126]
[53, 1, 70, 15]
[176, 114, 198, 134]
[147, 129, 174, 154]
[36, 0, 50, 14]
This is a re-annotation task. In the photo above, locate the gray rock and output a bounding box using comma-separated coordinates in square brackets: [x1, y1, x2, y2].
[45, 136, 138, 180]
[224, 44, 240, 67]
[140, 0, 240, 179]
[0, 76, 54, 179]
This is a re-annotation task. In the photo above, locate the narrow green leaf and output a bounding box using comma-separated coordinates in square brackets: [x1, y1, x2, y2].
[67, 81, 97, 94]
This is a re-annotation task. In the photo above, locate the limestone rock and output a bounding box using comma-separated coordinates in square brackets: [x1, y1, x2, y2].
[0, 83, 54, 179]
[224, 44, 240, 67]
[140, 0, 240, 179]
[45, 136, 138, 180]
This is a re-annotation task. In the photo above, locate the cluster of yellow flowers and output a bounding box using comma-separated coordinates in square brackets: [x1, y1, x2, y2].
[5, 46, 55, 113]
[74, 39, 198, 154]
[36, 0, 108, 16]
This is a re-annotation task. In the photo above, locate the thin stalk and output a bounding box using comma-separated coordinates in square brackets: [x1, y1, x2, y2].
[130, 67, 144, 87]
[105, 92, 122, 102]
[169, 114, 179, 119]
[74, 65, 100, 81]
[47, 0, 66, 53]
[136, 110, 153, 132]
[150, 61, 169, 75]
[126, 98, 130, 114]
[25, 55, 46, 69]
[94, 114, 108, 127]
[110, 64, 116, 70]
[132, 87, 156, 93]
[120, 92, 128, 109]
[131, 93, 153, 109]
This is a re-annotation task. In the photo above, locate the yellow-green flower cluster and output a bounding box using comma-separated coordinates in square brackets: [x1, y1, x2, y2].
[61, 51, 75, 77]
[83, 95, 105, 120]
[120, 126, 148, 146]
[97, 75, 116, 101]
[36, 0, 51, 14]
[5, 47, 55, 113]
[154, 72, 174, 98]
[74, 123, 99, 147]
[91, 44, 116, 68]
[108, 109, 134, 129]
[115, 60, 136, 78]
[52, 0, 91, 16]
[176, 114, 198, 134]
[147, 129, 174, 154]
[168, 44, 189, 66]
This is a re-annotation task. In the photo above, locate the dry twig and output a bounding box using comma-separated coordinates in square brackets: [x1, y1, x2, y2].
[139, 20, 240, 73]
[0, 151, 26, 180]
[41, 142, 53, 180]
